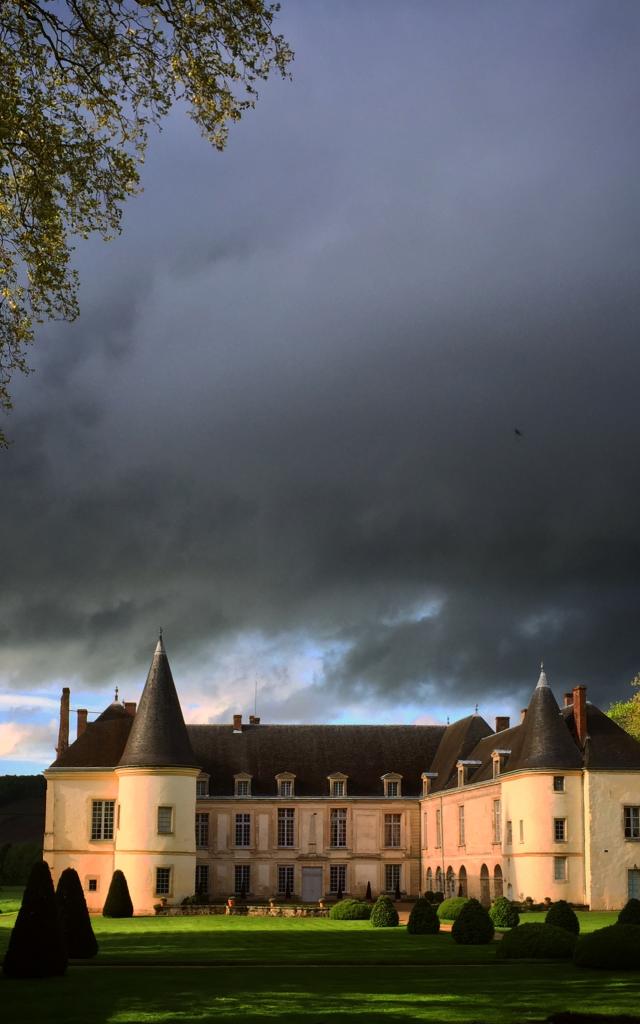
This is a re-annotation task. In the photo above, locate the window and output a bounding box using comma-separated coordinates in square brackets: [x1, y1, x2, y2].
[91, 800, 115, 841]
[506, 820, 513, 845]
[553, 776, 565, 792]
[196, 778, 209, 798]
[330, 808, 347, 848]
[554, 856, 567, 882]
[384, 813, 401, 848]
[195, 812, 209, 848]
[330, 864, 346, 894]
[87, 878, 98, 892]
[624, 806, 640, 839]
[235, 813, 251, 847]
[426, 867, 433, 892]
[385, 864, 401, 893]
[235, 776, 251, 797]
[493, 800, 501, 843]
[554, 818, 567, 842]
[435, 809, 442, 848]
[195, 864, 209, 894]
[277, 808, 295, 847]
[155, 867, 171, 896]
[279, 779, 293, 797]
[157, 806, 173, 834]
[331, 779, 345, 797]
[277, 865, 294, 896]
[386, 780, 399, 797]
[519, 819, 524, 844]
[458, 806, 465, 846]
[234, 864, 250, 895]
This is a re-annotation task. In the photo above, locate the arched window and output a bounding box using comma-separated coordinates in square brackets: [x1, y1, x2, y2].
[446, 866, 456, 896]
[435, 866, 443, 893]
[458, 865, 468, 897]
[480, 863, 490, 906]
[494, 864, 503, 899]
[426, 867, 433, 892]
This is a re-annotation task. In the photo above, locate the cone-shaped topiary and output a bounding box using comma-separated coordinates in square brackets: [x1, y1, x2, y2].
[545, 899, 579, 935]
[407, 897, 440, 935]
[489, 896, 520, 929]
[2, 860, 68, 977]
[618, 898, 640, 926]
[370, 894, 399, 928]
[102, 869, 133, 918]
[451, 897, 495, 944]
[55, 868, 98, 958]
[365, 881, 372, 901]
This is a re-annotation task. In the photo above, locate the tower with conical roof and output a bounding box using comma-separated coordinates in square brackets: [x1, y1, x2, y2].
[114, 634, 200, 914]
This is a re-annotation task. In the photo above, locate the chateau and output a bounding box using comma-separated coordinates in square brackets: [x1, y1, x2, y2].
[44, 636, 640, 914]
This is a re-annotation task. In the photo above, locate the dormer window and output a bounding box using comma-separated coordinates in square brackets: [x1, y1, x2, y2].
[491, 750, 511, 779]
[196, 775, 210, 798]
[276, 772, 295, 798]
[234, 773, 252, 797]
[456, 760, 482, 786]
[327, 772, 348, 797]
[421, 772, 438, 797]
[381, 773, 402, 798]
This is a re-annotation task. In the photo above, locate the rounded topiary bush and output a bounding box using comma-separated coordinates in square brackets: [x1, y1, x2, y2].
[2, 860, 68, 978]
[55, 868, 98, 958]
[545, 899, 579, 935]
[489, 896, 520, 929]
[618, 898, 640, 926]
[370, 894, 399, 928]
[496, 922, 577, 960]
[102, 869, 133, 918]
[451, 898, 495, 945]
[407, 897, 440, 935]
[437, 896, 469, 921]
[329, 899, 372, 920]
[574, 924, 640, 970]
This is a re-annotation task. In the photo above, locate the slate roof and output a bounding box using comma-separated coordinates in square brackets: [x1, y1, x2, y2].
[427, 714, 494, 791]
[505, 668, 583, 772]
[562, 703, 640, 770]
[51, 702, 134, 768]
[118, 636, 198, 769]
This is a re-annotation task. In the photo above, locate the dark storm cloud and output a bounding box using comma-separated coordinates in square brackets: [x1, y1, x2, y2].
[2, 1, 640, 719]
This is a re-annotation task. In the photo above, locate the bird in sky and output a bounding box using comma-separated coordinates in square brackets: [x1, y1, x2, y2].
[514, 428, 523, 437]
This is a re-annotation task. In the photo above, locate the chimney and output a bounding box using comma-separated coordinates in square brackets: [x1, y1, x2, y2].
[233, 714, 242, 733]
[56, 687, 70, 756]
[573, 685, 588, 746]
[249, 715, 261, 725]
[77, 708, 88, 738]
[124, 701, 137, 717]
[495, 716, 510, 733]
[520, 708, 527, 724]
[564, 692, 573, 707]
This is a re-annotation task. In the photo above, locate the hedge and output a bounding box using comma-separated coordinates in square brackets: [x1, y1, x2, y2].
[370, 895, 399, 928]
[618, 899, 640, 926]
[55, 868, 98, 958]
[329, 899, 372, 920]
[545, 899, 579, 935]
[437, 896, 469, 921]
[102, 869, 133, 918]
[496, 922, 577, 960]
[574, 924, 640, 970]
[451, 898, 494, 945]
[407, 898, 440, 935]
[2, 861, 68, 978]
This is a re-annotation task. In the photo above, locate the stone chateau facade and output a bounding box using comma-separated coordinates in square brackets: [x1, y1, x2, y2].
[44, 636, 640, 914]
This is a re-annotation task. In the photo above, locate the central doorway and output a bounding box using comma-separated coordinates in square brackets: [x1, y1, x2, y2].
[301, 866, 323, 902]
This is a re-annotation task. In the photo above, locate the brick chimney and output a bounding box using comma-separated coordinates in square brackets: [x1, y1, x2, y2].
[56, 687, 70, 756]
[124, 701, 137, 717]
[233, 714, 242, 733]
[495, 716, 510, 733]
[77, 708, 88, 738]
[563, 692, 573, 707]
[249, 715, 261, 725]
[573, 685, 588, 746]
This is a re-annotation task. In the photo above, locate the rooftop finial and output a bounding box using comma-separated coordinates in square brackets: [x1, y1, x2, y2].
[155, 628, 165, 655]
[114, 685, 119, 702]
[536, 663, 549, 688]
[159, 626, 163, 640]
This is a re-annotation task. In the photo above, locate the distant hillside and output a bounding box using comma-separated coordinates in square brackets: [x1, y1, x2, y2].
[0, 775, 46, 844]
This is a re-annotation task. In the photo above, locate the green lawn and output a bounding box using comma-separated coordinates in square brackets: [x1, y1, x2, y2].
[516, 909, 617, 932]
[0, 888, 23, 915]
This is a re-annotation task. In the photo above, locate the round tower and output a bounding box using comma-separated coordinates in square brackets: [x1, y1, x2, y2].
[114, 634, 200, 914]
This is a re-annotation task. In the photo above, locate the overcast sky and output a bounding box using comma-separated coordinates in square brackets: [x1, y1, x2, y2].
[2, 0, 640, 773]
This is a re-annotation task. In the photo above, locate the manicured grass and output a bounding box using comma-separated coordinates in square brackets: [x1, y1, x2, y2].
[2, 963, 640, 1024]
[0, 888, 23, 915]
[523, 910, 617, 933]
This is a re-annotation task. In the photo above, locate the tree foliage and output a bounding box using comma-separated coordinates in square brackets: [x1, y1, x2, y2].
[607, 673, 640, 742]
[2, 860, 68, 977]
[56, 867, 98, 957]
[0, 0, 293, 444]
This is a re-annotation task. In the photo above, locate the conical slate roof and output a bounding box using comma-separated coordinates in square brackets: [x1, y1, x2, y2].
[507, 665, 582, 771]
[118, 635, 198, 769]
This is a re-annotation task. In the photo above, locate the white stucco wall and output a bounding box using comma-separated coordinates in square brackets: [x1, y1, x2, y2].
[585, 771, 640, 909]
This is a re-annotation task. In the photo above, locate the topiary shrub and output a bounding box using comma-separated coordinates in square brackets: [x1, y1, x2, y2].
[407, 897, 440, 935]
[618, 898, 640, 926]
[489, 896, 520, 929]
[545, 899, 579, 935]
[365, 881, 372, 901]
[437, 896, 469, 921]
[2, 860, 68, 978]
[55, 868, 98, 958]
[370, 894, 399, 928]
[574, 924, 640, 970]
[451, 897, 495, 945]
[496, 922, 577, 960]
[102, 869, 133, 918]
[329, 899, 372, 920]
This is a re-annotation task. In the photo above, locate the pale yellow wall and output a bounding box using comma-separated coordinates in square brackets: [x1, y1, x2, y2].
[585, 772, 640, 909]
[44, 769, 119, 912]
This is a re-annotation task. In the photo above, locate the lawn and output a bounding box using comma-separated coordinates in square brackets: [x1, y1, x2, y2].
[0, 888, 23, 915]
